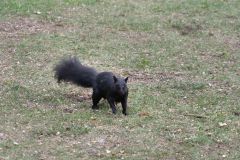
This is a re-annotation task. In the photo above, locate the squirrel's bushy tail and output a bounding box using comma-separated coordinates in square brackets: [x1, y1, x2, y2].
[54, 57, 97, 88]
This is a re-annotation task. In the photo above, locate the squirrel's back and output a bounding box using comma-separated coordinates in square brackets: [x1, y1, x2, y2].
[96, 72, 115, 91]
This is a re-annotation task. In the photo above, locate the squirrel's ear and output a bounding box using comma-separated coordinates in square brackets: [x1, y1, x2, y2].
[124, 77, 129, 83]
[113, 76, 118, 83]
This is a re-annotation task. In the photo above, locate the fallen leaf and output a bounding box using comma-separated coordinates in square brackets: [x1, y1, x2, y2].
[120, 150, 125, 154]
[90, 116, 97, 120]
[138, 112, 150, 117]
[13, 141, 19, 145]
[34, 11, 41, 15]
[218, 122, 227, 127]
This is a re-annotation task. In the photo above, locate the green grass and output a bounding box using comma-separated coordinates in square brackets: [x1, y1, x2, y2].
[1, 0, 240, 159]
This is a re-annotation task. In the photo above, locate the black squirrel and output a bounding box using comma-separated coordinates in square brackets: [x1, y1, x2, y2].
[54, 57, 129, 115]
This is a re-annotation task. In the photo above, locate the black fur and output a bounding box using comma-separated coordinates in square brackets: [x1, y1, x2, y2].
[54, 57, 129, 115]
[54, 57, 97, 87]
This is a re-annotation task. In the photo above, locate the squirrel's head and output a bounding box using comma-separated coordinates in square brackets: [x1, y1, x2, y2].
[113, 76, 128, 96]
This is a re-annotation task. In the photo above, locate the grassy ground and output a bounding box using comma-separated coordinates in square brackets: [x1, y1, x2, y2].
[0, 0, 240, 159]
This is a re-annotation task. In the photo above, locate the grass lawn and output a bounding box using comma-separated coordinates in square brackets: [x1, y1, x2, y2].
[0, 0, 240, 159]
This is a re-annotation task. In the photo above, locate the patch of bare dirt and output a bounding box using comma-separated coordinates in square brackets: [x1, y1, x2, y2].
[127, 71, 184, 83]
[64, 93, 91, 102]
[63, 89, 92, 102]
[25, 100, 80, 114]
[172, 23, 202, 36]
[211, 31, 240, 52]
[0, 17, 64, 41]
[117, 29, 159, 44]
[97, 26, 162, 46]
[76, 125, 170, 159]
[0, 55, 14, 83]
[36, 125, 130, 159]
[0, 17, 67, 83]
[201, 142, 233, 159]
[0, 132, 8, 142]
[223, 36, 240, 51]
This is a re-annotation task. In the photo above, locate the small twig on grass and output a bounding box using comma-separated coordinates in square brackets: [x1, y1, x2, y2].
[184, 113, 207, 119]
[233, 112, 240, 116]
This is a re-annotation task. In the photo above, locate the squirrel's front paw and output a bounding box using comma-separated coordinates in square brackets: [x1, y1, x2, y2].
[112, 109, 117, 114]
[122, 111, 128, 116]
